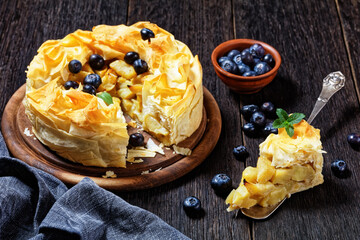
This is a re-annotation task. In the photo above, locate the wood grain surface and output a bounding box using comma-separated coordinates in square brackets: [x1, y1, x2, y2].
[0, 0, 359, 239]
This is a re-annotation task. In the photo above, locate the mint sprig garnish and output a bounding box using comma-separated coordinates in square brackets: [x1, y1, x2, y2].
[272, 108, 305, 137]
[97, 92, 113, 105]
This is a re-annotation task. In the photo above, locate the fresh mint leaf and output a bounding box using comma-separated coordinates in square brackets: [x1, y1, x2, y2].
[273, 119, 287, 128]
[273, 108, 306, 138]
[276, 108, 289, 122]
[287, 113, 305, 124]
[285, 125, 294, 137]
[97, 92, 113, 105]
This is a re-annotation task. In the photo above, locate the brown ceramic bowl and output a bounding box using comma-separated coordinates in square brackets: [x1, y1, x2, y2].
[211, 39, 281, 94]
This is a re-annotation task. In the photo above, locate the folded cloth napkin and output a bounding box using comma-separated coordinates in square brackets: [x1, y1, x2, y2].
[0, 132, 190, 240]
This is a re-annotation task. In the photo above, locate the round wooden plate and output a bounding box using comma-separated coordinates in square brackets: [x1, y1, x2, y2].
[1, 84, 221, 191]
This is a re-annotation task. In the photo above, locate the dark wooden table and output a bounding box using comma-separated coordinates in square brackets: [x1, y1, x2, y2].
[1, 0, 360, 239]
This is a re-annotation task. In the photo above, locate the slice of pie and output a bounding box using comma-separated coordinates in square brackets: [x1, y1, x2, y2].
[226, 120, 325, 210]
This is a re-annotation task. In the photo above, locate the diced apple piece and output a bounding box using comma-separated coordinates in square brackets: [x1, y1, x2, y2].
[291, 164, 315, 182]
[259, 186, 288, 207]
[110, 60, 137, 79]
[118, 88, 136, 100]
[129, 84, 143, 95]
[242, 167, 258, 183]
[257, 156, 275, 183]
[225, 189, 236, 204]
[271, 168, 293, 184]
[245, 181, 275, 197]
[122, 99, 133, 112]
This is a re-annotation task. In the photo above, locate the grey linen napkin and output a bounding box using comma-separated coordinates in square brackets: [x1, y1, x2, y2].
[0, 132, 190, 240]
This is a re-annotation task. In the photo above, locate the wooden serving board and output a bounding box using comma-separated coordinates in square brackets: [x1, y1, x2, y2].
[1, 84, 221, 191]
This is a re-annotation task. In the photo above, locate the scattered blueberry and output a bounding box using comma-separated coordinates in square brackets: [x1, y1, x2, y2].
[237, 63, 251, 75]
[233, 145, 249, 161]
[263, 53, 275, 67]
[331, 159, 349, 178]
[84, 74, 102, 89]
[263, 122, 278, 135]
[124, 51, 140, 65]
[133, 59, 148, 74]
[254, 62, 271, 75]
[240, 49, 254, 66]
[129, 133, 145, 147]
[232, 54, 242, 65]
[82, 84, 96, 95]
[242, 122, 258, 137]
[68, 60, 82, 73]
[249, 43, 265, 58]
[218, 56, 230, 65]
[89, 54, 105, 70]
[183, 196, 202, 217]
[140, 28, 155, 42]
[347, 133, 360, 150]
[220, 59, 237, 74]
[242, 71, 256, 77]
[227, 49, 241, 59]
[250, 111, 266, 128]
[211, 174, 233, 195]
[64, 81, 79, 90]
[241, 104, 260, 120]
[261, 102, 276, 118]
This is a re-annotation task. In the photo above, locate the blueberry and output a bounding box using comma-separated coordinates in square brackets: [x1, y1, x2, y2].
[129, 133, 145, 147]
[237, 63, 251, 75]
[220, 59, 237, 74]
[263, 122, 278, 135]
[82, 84, 96, 95]
[124, 51, 140, 65]
[241, 104, 260, 120]
[211, 174, 232, 195]
[254, 62, 271, 75]
[227, 49, 241, 59]
[64, 81, 79, 90]
[233, 145, 249, 161]
[331, 159, 349, 178]
[242, 71, 256, 77]
[249, 43, 265, 58]
[242, 122, 258, 137]
[347, 133, 360, 149]
[68, 60, 82, 74]
[253, 57, 262, 66]
[232, 54, 242, 65]
[133, 59, 148, 74]
[261, 102, 276, 118]
[140, 28, 155, 42]
[240, 49, 254, 66]
[183, 196, 201, 215]
[218, 56, 230, 65]
[250, 112, 267, 128]
[89, 54, 105, 70]
[84, 74, 102, 89]
[263, 54, 275, 68]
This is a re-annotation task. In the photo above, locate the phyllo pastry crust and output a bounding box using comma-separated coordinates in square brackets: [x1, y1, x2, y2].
[226, 120, 325, 210]
[24, 22, 203, 167]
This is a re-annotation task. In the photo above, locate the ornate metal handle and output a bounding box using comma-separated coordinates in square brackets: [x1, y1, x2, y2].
[307, 71, 345, 124]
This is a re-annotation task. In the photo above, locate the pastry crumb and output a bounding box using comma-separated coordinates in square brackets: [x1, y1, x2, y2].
[146, 138, 165, 155]
[141, 170, 150, 175]
[24, 128, 33, 137]
[173, 145, 192, 156]
[102, 171, 117, 178]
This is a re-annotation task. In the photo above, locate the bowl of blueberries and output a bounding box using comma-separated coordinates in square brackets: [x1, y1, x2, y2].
[211, 39, 281, 94]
